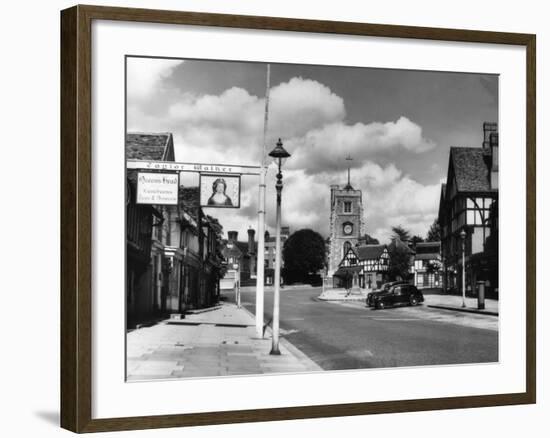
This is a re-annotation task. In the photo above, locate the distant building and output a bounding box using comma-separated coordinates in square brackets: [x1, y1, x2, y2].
[413, 242, 442, 289]
[264, 227, 290, 285]
[221, 229, 256, 288]
[176, 187, 224, 309]
[334, 244, 389, 290]
[220, 226, 290, 288]
[438, 122, 499, 298]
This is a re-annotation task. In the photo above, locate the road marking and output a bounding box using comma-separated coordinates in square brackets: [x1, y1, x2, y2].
[370, 318, 419, 321]
[280, 328, 300, 335]
[348, 349, 374, 359]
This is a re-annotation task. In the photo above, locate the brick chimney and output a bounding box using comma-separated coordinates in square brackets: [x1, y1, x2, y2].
[482, 122, 498, 156]
[489, 132, 499, 189]
[228, 231, 238, 242]
[247, 228, 255, 254]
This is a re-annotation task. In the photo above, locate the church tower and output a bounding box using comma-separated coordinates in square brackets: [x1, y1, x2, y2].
[328, 157, 365, 277]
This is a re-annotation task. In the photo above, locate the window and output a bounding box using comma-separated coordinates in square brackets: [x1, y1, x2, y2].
[344, 201, 352, 213]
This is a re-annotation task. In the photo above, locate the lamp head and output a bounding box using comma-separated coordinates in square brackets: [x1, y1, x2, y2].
[268, 138, 291, 167]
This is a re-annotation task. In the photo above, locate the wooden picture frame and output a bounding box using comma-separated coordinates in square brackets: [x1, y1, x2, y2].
[60, 4, 536, 433]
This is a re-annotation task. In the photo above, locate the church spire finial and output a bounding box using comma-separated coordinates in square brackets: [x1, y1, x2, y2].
[344, 155, 354, 190]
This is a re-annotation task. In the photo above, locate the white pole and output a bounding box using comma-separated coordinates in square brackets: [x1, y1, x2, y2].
[255, 64, 270, 338]
[462, 237, 466, 308]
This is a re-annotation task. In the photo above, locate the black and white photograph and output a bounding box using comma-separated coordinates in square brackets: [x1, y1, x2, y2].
[125, 55, 499, 381]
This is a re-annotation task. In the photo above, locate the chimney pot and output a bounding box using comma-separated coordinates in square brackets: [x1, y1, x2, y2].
[247, 228, 255, 254]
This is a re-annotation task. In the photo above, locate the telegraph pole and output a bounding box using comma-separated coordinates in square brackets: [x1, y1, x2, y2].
[255, 64, 270, 338]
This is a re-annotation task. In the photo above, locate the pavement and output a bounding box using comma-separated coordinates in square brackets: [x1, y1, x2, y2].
[126, 302, 321, 381]
[424, 293, 498, 316]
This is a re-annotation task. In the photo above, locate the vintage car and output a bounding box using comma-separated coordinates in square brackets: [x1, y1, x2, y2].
[372, 284, 424, 309]
[365, 280, 408, 307]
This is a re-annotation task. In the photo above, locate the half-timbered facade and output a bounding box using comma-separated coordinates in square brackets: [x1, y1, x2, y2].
[439, 122, 499, 298]
[334, 244, 389, 290]
[413, 241, 442, 289]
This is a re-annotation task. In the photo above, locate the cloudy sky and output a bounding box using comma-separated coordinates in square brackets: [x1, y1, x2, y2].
[126, 56, 498, 243]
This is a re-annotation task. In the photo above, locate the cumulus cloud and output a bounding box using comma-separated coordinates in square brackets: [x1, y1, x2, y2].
[126, 58, 183, 102]
[127, 68, 440, 242]
[268, 77, 346, 138]
[287, 116, 436, 173]
[364, 173, 441, 243]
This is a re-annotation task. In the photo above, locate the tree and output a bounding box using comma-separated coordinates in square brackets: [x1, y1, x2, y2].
[391, 225, 411, 242]
[360, 234, 379, 244]
[426, 218, 441, 242]
[282, 229, 326, 284]
[410, 235, 424, 248]
[387, 245, 412, 281]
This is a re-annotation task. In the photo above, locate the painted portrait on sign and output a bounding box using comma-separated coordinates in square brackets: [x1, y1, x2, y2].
[200, 174, 241, 208]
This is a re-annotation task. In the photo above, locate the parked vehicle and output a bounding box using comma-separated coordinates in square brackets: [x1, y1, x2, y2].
[366, 281, 408, 307]
[372, 284, 424, 309]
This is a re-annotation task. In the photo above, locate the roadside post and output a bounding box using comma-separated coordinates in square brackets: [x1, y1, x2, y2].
[477, 280, 485, 310]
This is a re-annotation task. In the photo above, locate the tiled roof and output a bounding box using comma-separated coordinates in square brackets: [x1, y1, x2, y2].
[355, 245, 386, 260]
[126, 132, 173, 161]
[334, 266, 363, 277]
[450, 147, 492, 193]
[388, 238, 415, 254]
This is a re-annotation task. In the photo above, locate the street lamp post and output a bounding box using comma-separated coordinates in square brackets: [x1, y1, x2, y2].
[268, 139, 291, 355]
[460, 229, 467, 308]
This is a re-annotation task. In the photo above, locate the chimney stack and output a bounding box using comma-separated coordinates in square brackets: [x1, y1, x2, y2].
[228, 231, 238, 242]
[482, 122, 498, 155]
[489, 132, 499, 189]
[247, 228, 255, 254]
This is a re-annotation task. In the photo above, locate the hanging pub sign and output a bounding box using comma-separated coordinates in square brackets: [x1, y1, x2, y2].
[136, 172, 179, 205]
[199, 173, 241, 208]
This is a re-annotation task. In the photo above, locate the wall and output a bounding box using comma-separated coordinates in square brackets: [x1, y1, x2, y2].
[0, 0, 546, 437]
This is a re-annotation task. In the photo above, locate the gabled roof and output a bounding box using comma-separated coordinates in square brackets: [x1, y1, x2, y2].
[450, 147, 492, 193]
[355, 244, 386, 260]
[222, 240, 244, 256]
[126, 132, 174, 161]
[388, 237, 415, 254]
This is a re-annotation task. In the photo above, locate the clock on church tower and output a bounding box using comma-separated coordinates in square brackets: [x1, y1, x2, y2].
[327, 157, 365, 276]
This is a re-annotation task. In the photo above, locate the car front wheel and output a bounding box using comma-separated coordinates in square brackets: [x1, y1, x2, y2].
[376, 301, 385, 310]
